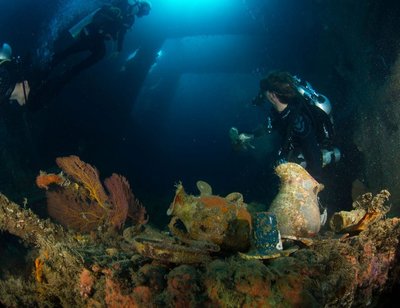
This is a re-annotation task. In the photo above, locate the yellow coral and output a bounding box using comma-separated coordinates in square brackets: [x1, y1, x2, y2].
[34, 258, 44, 283]
[56, 156, 109, 208]
[34, 251, 49, 283]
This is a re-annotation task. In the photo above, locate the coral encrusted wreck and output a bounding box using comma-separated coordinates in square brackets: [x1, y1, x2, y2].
[0, 160, 400, 306]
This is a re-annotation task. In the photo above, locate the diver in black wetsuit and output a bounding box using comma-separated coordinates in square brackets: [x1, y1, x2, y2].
[28, 0, 151, 110]
[0, 43, 30, 107]
[261, 71, 323, 179]
[51, 0, 151, 83]
[230, 71, 340, 181]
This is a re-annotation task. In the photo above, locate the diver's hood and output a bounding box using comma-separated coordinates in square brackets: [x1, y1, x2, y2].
[0, 43, 12, 61]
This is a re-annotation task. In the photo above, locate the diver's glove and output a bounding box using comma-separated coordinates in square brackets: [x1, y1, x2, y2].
[229, 127, 255, 151]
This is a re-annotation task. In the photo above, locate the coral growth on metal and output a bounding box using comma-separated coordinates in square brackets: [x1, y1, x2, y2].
[133, 234, 216, 264]
[1, 182, 400, 306]
[330, 190, 391, 233]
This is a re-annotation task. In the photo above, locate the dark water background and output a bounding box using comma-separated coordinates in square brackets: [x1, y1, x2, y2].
[0, 0, 352, 227]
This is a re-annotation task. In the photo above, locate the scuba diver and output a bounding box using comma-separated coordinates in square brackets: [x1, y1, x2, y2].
[28, 0, 151, 110]
[230, 71, 340, 181]
[0, 43, 30, 106]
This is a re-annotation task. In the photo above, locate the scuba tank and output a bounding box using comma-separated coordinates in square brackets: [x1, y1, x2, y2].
[293, 75, 332, 115]
[69, 8, 101, 39]
[292, 75, 341, 167]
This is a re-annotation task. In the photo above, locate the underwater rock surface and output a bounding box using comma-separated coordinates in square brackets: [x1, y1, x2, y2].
[1, 190, 400, 307]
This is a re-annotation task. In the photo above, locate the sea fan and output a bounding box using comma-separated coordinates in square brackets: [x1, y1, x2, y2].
[41, 155, 148, 233]
[46, 187, 107, 232]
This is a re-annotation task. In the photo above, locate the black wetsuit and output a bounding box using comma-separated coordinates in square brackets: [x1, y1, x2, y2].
[27, 4, 135, 110]
[51, 4, 135, 84]
[254, 103, 323, 180]
[275, 104, 323, 179]
[0, 60, 17, 104]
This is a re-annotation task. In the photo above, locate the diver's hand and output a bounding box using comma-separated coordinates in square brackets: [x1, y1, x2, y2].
[229, 127, 255, 151]
[238, 133, 254, 144]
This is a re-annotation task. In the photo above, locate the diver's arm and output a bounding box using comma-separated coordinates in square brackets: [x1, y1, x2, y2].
[229, 121, 271, 151]
[252, 108, 276, 137]
[252, 123, 270, 138]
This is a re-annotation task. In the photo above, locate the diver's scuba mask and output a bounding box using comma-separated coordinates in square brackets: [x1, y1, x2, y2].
[252, 91, 267, 106]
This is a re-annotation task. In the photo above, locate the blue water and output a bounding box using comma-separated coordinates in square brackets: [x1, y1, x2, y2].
[0, 0, 331, 224]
